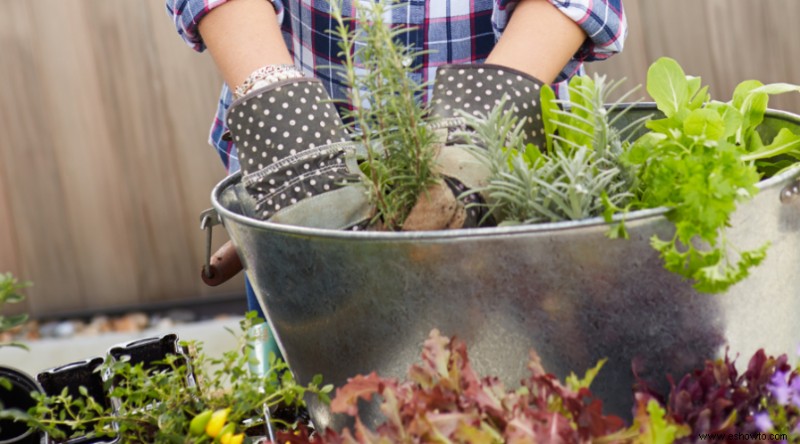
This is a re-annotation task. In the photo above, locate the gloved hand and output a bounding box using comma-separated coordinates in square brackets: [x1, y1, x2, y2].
[429, 63, 547, 226]
[226, 74, 372, 229]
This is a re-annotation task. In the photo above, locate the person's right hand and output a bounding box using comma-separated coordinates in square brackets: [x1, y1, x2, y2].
[227, 75, 372, 230]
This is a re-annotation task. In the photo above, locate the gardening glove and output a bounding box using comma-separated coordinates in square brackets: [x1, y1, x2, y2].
[429, 63, 547, 225]
[226, 75, 372, 229]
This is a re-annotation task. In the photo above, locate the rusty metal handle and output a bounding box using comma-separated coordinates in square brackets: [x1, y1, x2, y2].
[201, 240, 244, 286]
[199, 208, 243, 286]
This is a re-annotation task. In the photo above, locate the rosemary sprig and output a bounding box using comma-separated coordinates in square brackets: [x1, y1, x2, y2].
[330, 0, 440, 230]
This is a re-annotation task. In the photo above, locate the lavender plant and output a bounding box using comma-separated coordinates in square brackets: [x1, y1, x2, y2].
[457, 74, 645, 225]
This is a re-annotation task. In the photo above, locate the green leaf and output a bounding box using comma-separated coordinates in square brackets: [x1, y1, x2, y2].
[738, 91, 769, 144]
[1, 293, 24, 304]
[601, 192, 631, 240]
[2, 314, 28, 328]
[523, 143, 543, 168]
[687, 80, 710, 110]
[564, 75, 595, 148]
[743, 127, 800, 161]
[731, 80, 764, 109]
[633, 400, 690, 444]
[692, 242, 769, 293]
[647, 57, 689, 118]
[707, 102, 743, 140]
[566, 358, 606, 391]
[539, 84, 558, 154]
[625, 133, 664, 167]
[750, 82, 800, 95]
[644, 118, 677, 136]
[683, 108, 725, 140]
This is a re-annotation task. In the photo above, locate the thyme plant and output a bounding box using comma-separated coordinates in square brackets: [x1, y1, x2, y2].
[330, 0, 440, 230]
[458, 74, 646, 225]
[2, 313, 330, 443]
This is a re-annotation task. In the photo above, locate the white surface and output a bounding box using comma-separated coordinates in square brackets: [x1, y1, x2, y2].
[0, 317, 244, 377]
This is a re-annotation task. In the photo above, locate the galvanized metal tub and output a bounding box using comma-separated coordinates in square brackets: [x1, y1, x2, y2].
[210, 105, 800, 431]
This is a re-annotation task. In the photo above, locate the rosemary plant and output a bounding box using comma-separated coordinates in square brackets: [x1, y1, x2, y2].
[329, 0, 440, 230]
[458, 74, 647, 225]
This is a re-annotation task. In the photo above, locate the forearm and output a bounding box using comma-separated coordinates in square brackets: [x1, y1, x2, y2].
[197, 0, 292, 89]
[486, 0, 586, 83]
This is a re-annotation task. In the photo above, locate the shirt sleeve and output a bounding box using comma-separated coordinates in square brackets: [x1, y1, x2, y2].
[165, 0, 285, 52]
[492, 0, 627, 81]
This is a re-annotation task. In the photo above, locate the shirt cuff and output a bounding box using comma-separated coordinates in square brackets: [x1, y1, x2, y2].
[166, 0, 285, 52]
[547, 0, 627, 63]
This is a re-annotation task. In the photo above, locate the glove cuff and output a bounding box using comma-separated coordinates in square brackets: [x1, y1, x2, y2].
[227, 77, 349, 178]
[431, 63, 546, 148]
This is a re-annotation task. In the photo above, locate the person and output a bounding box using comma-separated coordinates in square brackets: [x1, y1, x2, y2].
[166, 0, 627, 358]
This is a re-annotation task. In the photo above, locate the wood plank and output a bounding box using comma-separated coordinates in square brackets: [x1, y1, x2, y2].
[0, 1, 84, 315]
[23, 0, 140, 312]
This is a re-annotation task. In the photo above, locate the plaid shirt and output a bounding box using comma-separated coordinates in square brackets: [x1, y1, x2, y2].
[167, 0, 627, 173]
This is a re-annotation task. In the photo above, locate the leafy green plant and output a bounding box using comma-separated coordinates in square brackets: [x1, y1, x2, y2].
[622, 57, 800, 293]
[1, 312, 331, 443]
[266, 329, 690, 444]
[330, 0, 440, 230]
[461, 56, 800, 292]
[0, 272, 30, 350]
[457, 74, 645, 225]
[256, 330, 799, 444]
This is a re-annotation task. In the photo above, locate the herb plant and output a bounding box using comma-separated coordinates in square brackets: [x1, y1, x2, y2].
[622, 57, 800, 293]
[0, 272, 30, 420]
[0, 272, 30, 350]
[330, 0, 440, 230]
[1, 312, 331, 443]
[461, 56, 800, 292]
[457, 74, 645, 225]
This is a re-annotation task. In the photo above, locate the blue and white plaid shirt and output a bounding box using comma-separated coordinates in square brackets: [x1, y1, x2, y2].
[167, 0, 627, 173]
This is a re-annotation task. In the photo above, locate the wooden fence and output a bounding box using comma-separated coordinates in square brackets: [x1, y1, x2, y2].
[588, 0, 800, 113]
[0, 0, 238, 317]
[1, 0, 799, 317]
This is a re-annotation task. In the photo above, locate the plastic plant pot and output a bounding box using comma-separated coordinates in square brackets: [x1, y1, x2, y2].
[36, 358, 117, 444]
[0, 366, 43, 444]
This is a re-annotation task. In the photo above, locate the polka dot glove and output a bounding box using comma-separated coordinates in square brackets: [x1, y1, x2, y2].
[227, 78, 372, 229]
[430, 64, 547, 222]
[431, 63, 546, 148]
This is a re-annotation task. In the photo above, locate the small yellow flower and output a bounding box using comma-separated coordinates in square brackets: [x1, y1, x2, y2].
[220, 431, 244, 444]
[205, 408, 230, 438]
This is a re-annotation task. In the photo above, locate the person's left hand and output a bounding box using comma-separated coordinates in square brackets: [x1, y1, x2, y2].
[428, 63, 548, 226]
